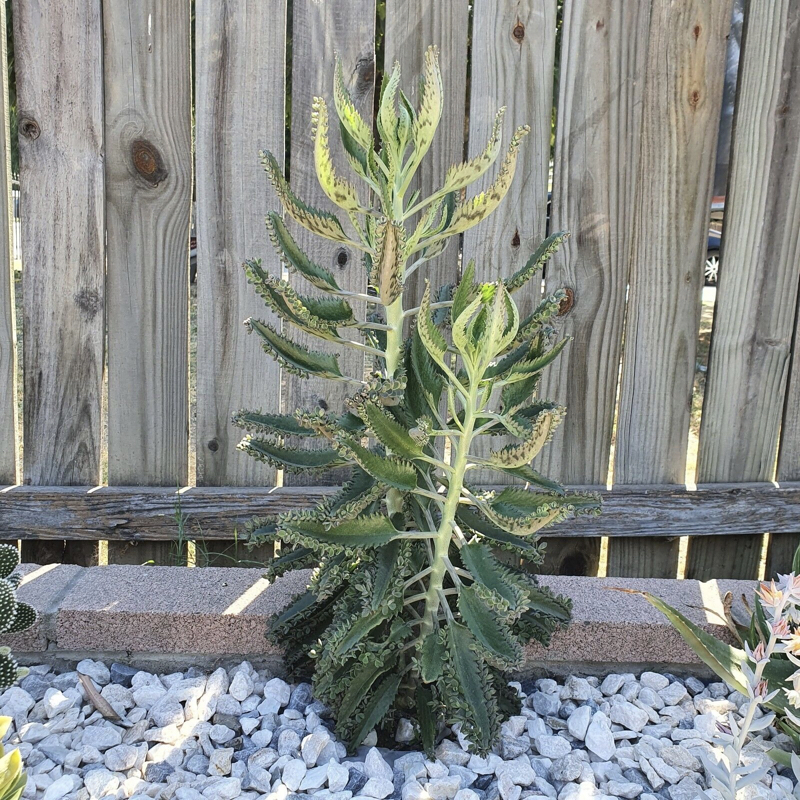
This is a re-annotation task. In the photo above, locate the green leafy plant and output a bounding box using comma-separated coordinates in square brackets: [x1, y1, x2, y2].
[0, 544, 36, 689]
[0, 717, 25, 800]
[236, 47, 600, 754]
[631, 545, 800, 784]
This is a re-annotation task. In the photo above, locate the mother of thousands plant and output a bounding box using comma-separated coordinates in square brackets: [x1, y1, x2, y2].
[236, 47, 600, 754]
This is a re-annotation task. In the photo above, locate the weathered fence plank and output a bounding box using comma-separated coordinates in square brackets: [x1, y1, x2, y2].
[1, 483, 797, 541]
[103, 0, 192, 565]
[461, 0, 556, 495]
[691, 0, 800, 579]
[13, 0, 106, 565]
[612, 0, 732, 577]
[283, 1, 375, 488]
[195, 0, 287, 565]
[536, 0, 651, 575]
[0, 0, 15, 487]
[104, 0, 192, 487]
[384, 0, 469, 306]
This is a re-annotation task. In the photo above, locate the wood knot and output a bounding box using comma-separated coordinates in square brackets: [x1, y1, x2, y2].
[596, 19, 605, 30]
[74, 288, 101, 320]
[19, 117, 40, 140]
[207, 439, 219, 452]
[131, 139, 168, 186]
[512, 23, 525, 42]
[693, 24, 701, 39]
[689, 89, 701, 107]
[558, 287, 575, 316]
[334, 248, 349, 269]
[317, 398, 329, 411]
[511, 229, 521, 248]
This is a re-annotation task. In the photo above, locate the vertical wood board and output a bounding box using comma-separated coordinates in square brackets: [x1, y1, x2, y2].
[195, 0, 287, 488]
[462, 0, 556, 488]
[0, 0, 15, 486]
[14, 0, 105, 488]
[283, 0, 375, 487]
[693, 0, 800, 580]
[104, 0, 193, 487]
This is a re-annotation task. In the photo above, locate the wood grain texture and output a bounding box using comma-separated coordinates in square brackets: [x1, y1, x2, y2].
[195, 0, 286, 488]
[530, 0, 651, 574]
[461, 0, 556, 488]
[384, 0, 469, 305]
[1, 482, 798, 541]
[615, 0, 732, 485]
[104, 0, 192, 487]
[612, 0, 732, 577]
[0, 0, 15, 486]
[692, 0, 800, 581]
[13, 0, 105, 487]
[283, 0, 375, 487]
[537, 0, 649, 486]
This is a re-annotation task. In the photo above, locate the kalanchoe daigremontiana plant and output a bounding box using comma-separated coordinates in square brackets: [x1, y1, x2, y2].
[0, 544, 37, 689]
[236, 47, 601, 754]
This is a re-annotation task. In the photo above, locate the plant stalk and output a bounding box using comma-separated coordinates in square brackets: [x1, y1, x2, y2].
[418, 386, 477, 638]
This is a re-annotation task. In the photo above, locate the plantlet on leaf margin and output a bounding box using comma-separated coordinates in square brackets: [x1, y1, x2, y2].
[235, 46, 601, 754]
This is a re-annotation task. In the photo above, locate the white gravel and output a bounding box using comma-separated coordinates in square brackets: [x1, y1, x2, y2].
[2, 661, 797, 800]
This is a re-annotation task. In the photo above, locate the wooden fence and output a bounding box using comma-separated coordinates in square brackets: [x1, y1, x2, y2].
[1, 0, 800, 578]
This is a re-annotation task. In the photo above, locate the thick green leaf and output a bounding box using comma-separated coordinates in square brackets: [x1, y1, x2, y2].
[359, 402, 424, 459]
[524, 583, 571, 622]
[246, 318, 343, 379]
[333, 610, 389, 657]
[503, 337, 570, 383]
[417, 685, 436, 757]
[338, 656, 396, 723]
[488, 463, 566, 495]
[266, 213, 340, 292]
[272, 591, 316, 630]
[442, 108, 505, 194]
[261, 150, 350, 243]
[326, 468, 379, 521]
[409, 47, 443, 167]
[410, 325, 443, 415]
[340, 439, 418, 491]
[238, 438, 342, 472]
[372, 541, 401, 609]
[505, 231, 569, 293]
[313, 97, 364, 213]
[333, 57, 372, 149]
[456, 507, 541, 554]
[446, 622, 494, 752]
[641, 592, 747, 694]
[451, 260, 477, 323]
[460, 543, 519, 608]
[232, 410, 316, 437]
[458, 585, 520, 666]
[416, 283, 450, 374]
[488, 408, 563, 468]
[284, 515, 405, 549]
[419, 634, 445, 683]
[347, 673, 402, 751]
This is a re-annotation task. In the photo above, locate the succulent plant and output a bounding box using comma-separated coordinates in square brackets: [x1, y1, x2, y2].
[0, 717, 25, 800]
[0, 545, 37, 688]
[237, 47, 601, 754]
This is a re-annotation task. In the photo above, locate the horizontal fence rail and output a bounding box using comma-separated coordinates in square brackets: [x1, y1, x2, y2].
[0, 0, 799, 578]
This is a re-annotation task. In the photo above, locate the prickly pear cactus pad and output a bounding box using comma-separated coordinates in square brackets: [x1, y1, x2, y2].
[0, 545, 37, 689]
[236, 47, 601, 754]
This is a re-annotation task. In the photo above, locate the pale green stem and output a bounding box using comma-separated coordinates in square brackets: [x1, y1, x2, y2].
[418, 384, 478, 638]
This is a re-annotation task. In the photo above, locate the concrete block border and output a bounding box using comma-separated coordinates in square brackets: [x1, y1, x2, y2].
[0, 564, 754, 676]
